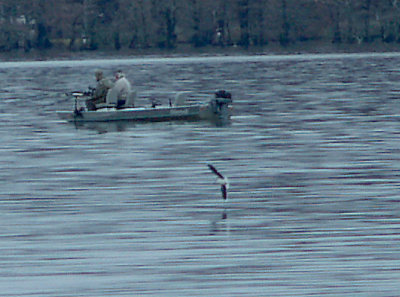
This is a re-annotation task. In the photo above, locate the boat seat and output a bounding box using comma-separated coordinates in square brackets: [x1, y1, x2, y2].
[124, 90, 136, 108]
[96, 91, 136, 109]
[174, 92, 189, 106]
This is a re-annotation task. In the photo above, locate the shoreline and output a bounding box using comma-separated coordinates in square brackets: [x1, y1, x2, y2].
[1, 41, 400, 62]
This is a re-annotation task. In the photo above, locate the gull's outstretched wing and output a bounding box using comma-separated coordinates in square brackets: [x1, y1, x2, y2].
[208, 164, 229, 200]
[207, 164, 224, 179]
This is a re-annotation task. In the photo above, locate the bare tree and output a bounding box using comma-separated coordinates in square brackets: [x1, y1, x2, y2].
[3, 0, 400, 53]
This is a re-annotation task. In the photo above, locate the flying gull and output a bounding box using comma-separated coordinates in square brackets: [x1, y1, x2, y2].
[207, 164, 229, 200]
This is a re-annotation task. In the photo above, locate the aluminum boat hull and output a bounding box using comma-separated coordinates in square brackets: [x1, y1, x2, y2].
[57, 103, 230, 123]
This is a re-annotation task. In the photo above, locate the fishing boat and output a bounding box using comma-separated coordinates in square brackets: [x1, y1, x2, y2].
[57, 90, 232, 123]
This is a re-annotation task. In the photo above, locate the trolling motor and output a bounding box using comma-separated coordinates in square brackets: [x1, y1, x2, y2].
[66, 87, 95, 116]
[65, 87, 94, 98]
[71, 92, 85, 116]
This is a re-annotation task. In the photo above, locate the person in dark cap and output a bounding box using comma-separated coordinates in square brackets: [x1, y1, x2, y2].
[86, 70, 113, 110]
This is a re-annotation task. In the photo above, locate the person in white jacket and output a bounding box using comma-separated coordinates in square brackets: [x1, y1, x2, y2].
[106, 70, 132, 107]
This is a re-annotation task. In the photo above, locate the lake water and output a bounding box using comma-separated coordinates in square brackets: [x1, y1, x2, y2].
[1, 53, 400, 296]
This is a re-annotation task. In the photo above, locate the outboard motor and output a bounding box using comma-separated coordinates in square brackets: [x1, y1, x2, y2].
[210, 90, 233, 115]
[215, 90, 232, 99]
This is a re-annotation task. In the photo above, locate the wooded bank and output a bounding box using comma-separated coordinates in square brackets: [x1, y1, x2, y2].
[1, 0, 400, 54]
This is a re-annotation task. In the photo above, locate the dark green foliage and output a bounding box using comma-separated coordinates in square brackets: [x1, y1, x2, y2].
[238, 0, 250, 47]
[36, 23, 52, 49]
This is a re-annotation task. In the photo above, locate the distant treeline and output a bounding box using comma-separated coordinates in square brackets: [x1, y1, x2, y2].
[1, 0, 400, 52]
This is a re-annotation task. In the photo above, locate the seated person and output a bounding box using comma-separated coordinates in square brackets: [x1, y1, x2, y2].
[106, 70, 132, 108]
[86, 70, 113, 110]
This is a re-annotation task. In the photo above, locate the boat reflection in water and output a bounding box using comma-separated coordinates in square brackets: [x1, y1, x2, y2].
[72, 120, 137, 133]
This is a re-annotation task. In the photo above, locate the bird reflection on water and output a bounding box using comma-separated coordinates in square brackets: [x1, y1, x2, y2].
[209, 209, 229, 235]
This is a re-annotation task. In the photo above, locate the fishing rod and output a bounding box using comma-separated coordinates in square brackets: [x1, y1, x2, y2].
[29, 87, 65, 92]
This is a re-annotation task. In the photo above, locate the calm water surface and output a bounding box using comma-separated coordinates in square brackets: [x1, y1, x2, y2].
[1, 53, 400, 296]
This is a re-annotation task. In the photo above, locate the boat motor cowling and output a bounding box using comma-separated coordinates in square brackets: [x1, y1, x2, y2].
[215, 90, 232, 99]
[210, 90, 232, 115]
